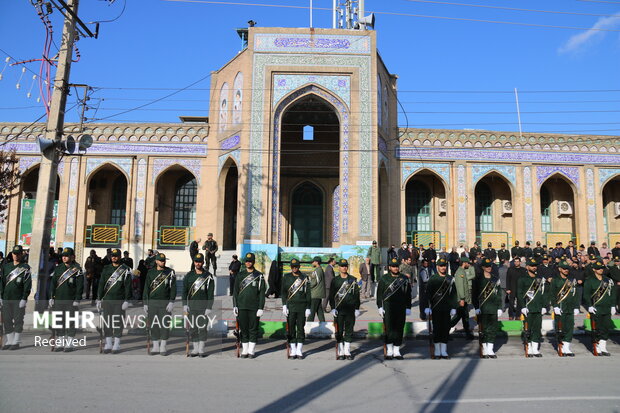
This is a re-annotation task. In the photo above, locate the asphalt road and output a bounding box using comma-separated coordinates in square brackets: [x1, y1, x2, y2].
[1, 333, 619, 413]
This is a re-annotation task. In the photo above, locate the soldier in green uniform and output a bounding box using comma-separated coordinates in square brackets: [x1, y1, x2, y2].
[451, 257, 476, 340]
[609, 256, 620, 310]
[472, 258, 503, 358]
[329, 259, 361, 360]
[233, 252, 266, 358]
[517, 258, 549, 357]
[377, 257, 412, 360]
[96, 248, 132, 354]
[281, 258, 311, 359]
[143, 253, 176, 356]
[425, 258, 457, 359]
[49, 247, 83, 352]
[182, 253, 215, 358]
[550, 261, 580, 357]
[307, 257, 326, 322]
[584, 259, 617, 356]
[0, 246, 31, 350]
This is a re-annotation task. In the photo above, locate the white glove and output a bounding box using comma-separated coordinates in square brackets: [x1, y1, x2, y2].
[612, 307, 617, 316]
[354, 309, 361, 318]
[330, 309, 338, 317]
[378, 307, 385, 318]
[48, 299, 55, 308]
[0, 298, 3, 308]
[256, 309, 264, 317]
[183, 305, 189, 313]
[121, 301, 129, 311]
[541, 308, 547, 315]
[521, 308, 529, 316]
[573, 308, 579, 316]
[166, 302, 174, 313]
[73, 301, 79, 308]
[406, 308, 411, 316]
[475, 309, 481, 315]
[143, 305, 149, 313]
[204, 308, 212, 316]
[497, 309, 503, 318]
[233, 307, 239, 316]
[554, 307, 561, 315]
[588, 306, 596, 314]
[96, 300, 102, 312]
[305, 309, 311, 318]
[282, 305, 289, 317]
[19, 299, 26, 309]
[424, 308, 432, 316]
[449, 309, 457, 317]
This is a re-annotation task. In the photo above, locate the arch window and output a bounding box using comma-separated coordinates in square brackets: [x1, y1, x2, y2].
[541, 186, 551, 233]
[110, 176, 127, 225]
[406, 181, 431, 232]
[173, 176, 197, 227]
[475, 182, 493, 232]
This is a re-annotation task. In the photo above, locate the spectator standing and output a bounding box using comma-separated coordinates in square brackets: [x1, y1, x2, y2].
[448, 247, 460, 276]
[367, 240, 382, 285]
[308, 257, 326, 322]
[84, 249, 103, 304]
[451, 257, 475, 340]
[505, 257, 527, 319]
[359, 257, 372, 299]
[322, 257, 336, 311]
[228, 254, 241, 297]
[600, 242, 611, 259]
[189, 237, 201, 271]
[587, 241, 600, 257]
[121, 251, 134, 270]
[387, 245, 397, 262]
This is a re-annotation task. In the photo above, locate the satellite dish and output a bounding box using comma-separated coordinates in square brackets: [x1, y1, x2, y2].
[37, 137, 55, 154]
[60, 135, 76, 154]
[78, 134, 93, 151]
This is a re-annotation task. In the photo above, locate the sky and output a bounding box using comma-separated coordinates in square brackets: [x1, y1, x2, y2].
[1, 0, 619, 136]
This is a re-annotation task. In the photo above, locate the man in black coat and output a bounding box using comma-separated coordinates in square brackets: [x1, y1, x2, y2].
[189, 237, 200, 271]
[321, 257, 336, 311]
[505, 257, 527, 320]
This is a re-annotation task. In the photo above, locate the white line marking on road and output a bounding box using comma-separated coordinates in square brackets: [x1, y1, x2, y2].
[422, 396, 620, 404]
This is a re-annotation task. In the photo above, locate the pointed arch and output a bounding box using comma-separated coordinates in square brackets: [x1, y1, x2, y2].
[401, 167, 449, 192]
[473, 170, 515, 199]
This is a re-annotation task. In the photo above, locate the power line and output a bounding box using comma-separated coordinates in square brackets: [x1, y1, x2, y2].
[404, 0, 620, 17]
[162, 0, 620, 32]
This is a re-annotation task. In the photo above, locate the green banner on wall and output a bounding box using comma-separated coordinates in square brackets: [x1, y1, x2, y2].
[19, 199, 58, 247]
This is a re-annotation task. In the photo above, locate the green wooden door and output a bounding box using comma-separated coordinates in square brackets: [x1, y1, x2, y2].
[291, 183, 323, 247]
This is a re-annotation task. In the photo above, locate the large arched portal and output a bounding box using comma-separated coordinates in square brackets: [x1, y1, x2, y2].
[278, 93, 340, 247]
[155, 166, 197, 249]
[540, 174, 577, 245]
[602, 175, 620, 237]
[404, 171, 447, 248]
[222, 160, 238, 250]
[474, 173, 514, 246]
[18, 166, 60, 247]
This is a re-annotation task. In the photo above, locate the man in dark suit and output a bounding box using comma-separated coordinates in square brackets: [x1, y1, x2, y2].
[322, 257, 336, 311]
[587, 241, 600, 257]
[505, 257, 527, 319]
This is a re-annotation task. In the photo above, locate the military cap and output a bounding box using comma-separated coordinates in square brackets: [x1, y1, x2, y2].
[592, 259, 605, 270]
[514, 240, 520, 246]
[436, 258, 447, 267]
[558, 261, 571, 270]
[155, 253, 167, 261]
[526, 258, 539, 267]
[338, 258, 349, 267]
[615, 256, 620, 262]
[111, 248, 121, 257]
[312, 256, 322, 264]
[61, 247, 75, 257]
[12, 245, 24, 254]
[542, 255, 549, 260]
[290, 258, 300, 267]
[388, 257, 400, 267]
[244, 252, 255, 263]
[481, 258, 493, 268]
[460, 256, 470, 263]
[589, 254, 596, 260]
[193, 253, 204, 263]
[207, 232, 213, 236]
[488, 242, 492, 247]
[501, 243, 506, 247]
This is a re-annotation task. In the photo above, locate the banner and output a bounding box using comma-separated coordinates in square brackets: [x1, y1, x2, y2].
[19, 199, 58, 247]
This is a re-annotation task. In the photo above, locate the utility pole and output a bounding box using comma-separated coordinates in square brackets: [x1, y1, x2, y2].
[29, 0, 79, 308]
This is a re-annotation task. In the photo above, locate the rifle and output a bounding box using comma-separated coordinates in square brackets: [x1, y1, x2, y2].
[521, 314, 529, 358]
[476, 314, 484, 358]
[285, 320, 290, 359]
[589, 313, 598, 356]
[0, 307, 3, 349]
[382, 319, 387, 358]
[233, 318, 240, 358]
[96, 309, 103, 354]
[184, 307, 190, 357]
[333, 318, 339, 360]
[428, 314, 434, 359]
[553, 312, 563, 357]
